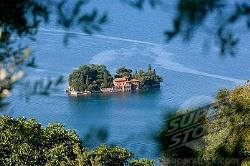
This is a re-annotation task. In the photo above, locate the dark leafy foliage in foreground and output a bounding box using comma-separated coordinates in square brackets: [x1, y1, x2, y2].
[0, 115, 153, 166]
[157, 83, 250, 166]
[202, 83, 250, 165]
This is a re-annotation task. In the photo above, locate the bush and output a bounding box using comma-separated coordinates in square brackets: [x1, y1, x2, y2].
[129, 158, 154, 166]
[203, 84, 250, 165]
[0, 115, 153, 166]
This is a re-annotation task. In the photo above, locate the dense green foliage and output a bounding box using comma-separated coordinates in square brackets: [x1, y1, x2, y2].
[133, 64, 163, 86]
[68, 64, 113, 91]
[115, 67, 133, 79]
[129, 159, 154, 166]
[0, 115, 153, 166]
[202, 83, 250, 165]
[157, 83, 250, 166]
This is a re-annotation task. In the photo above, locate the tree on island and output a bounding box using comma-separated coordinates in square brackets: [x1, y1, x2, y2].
[68, 64, 113, 92]
[114, 65, 162, 86]
[115, 67, 133, 79]
[133, 65, 163, 87]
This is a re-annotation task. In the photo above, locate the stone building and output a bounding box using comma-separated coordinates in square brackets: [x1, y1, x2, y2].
[113, 77, 140, 92]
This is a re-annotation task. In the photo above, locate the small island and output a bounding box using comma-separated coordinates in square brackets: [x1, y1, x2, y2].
[67, 64, 163, 96]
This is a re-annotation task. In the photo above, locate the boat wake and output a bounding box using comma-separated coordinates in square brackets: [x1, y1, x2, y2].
[39, 28, 246, 85]
[151, 46, 245, 85]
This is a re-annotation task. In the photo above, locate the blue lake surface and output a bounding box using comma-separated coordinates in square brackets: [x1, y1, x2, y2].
[2, 0, 250, 159]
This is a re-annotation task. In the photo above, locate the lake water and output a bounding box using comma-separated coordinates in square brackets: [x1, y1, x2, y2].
[2, 0, 250, 160]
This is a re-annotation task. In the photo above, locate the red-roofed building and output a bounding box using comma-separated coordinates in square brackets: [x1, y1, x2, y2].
[113, 77, 140, 92]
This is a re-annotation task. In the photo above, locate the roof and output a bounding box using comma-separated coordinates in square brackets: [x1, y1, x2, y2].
[113, 77, 127, 82]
